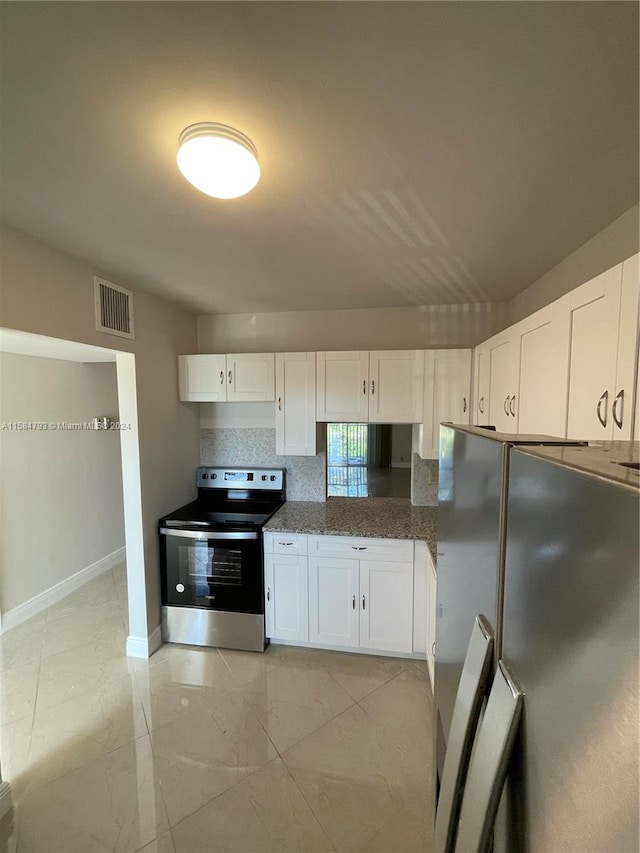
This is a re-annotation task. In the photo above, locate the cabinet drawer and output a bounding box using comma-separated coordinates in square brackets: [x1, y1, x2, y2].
[308, 535, 413, 563]
[263, 532, 308, 555]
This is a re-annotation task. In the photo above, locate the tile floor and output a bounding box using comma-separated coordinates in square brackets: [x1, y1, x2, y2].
[0, 563, 434, 852]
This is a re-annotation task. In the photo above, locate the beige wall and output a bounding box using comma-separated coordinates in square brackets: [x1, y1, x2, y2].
[0, 224, 201, 634]
[0, 354, 124, 613]
[508, 204, 639, 324]
[197, 302, 508, 353]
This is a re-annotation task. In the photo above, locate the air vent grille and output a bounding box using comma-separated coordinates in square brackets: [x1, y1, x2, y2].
[94, 277, 135, 339]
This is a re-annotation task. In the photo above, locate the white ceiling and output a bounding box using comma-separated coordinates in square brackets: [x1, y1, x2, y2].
[0, 2, 637, 315]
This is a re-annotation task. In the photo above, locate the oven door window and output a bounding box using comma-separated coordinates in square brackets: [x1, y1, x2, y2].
[161, 533, 263, 613]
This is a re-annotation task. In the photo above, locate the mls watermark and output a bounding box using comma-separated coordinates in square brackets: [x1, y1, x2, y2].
[1, 421, 132, 431]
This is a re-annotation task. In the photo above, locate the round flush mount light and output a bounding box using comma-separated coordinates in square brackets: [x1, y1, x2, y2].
[177, 122, 260, 199]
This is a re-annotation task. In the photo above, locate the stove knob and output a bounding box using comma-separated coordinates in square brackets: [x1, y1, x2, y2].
[261, 475, 267, 481]
[202, 473, 209, 479]
[212, 473, 217, 479]
[176, 583, 185, 593]
[270, 475, 276, 481]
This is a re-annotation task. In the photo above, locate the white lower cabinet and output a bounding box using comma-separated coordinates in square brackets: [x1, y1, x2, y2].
[426, 557, 437, 690]
[308, 535, 415, 654]
[414, 540, 436, 689]
[265, 532, 435, 658]
[263, 534, 309, 642]
[308, 557, 360, 647]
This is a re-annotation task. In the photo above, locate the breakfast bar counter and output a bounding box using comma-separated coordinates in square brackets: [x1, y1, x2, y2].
[265, 497, 437, 561]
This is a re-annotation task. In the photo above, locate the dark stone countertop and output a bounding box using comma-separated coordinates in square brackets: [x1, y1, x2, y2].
[265, 497, 437, 562]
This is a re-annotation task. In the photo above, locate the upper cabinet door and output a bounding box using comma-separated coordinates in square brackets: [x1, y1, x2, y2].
[513, 296, 571, 437]
[368, 350, 424, 423]
[615, 254, 639, 440]
[226, 353, 275, 402]
[487, 331, 518, 432]
[566, 265, 624, 440]
[316, 351, 369, 422]
[275, 352, 317, 456]
[419, 349, 472, 459]
[473, 343, 490, 424]
[178, 354, 227, 402]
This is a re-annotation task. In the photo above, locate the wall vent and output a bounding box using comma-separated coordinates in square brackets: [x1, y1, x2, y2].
[94, 276, 135, 340]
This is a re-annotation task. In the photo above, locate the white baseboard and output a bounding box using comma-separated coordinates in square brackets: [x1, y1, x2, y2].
[0, 781, 13, 819]
[0, 546, 126, 634]
[126, 624, 162, 659]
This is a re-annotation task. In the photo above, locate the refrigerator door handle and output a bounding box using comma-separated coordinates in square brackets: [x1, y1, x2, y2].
[596, 390, 609, 428]
[612, 389, 624, 430]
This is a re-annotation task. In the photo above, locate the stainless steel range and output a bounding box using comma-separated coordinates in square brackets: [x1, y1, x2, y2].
[159, 467, 285, 652]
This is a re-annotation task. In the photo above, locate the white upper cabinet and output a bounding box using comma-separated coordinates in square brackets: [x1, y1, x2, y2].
[316, 350, 423, 423]
[486, 329, 518, 432]
[179, 353, 274, 403]
[368, 350, 424, 423]
[226, 353, 275, 402]
[512, 296, 571, 436]
[566, 256, 639, 440]
[418, 349, 472, 459]
[473, 342, 490, 423]
[178, 354, 227, 402]
[316, 351, 370, 421]
[275, 352, 316, 456]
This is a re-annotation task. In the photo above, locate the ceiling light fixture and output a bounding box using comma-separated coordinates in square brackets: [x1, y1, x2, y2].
[177, 122, 260, 200]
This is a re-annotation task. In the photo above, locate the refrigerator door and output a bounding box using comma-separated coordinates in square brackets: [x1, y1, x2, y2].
[498, 447, 639, 852]
[435, 426, 506, 758]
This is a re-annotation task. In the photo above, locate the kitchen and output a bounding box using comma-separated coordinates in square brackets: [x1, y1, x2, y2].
[0, 2, 638, 851]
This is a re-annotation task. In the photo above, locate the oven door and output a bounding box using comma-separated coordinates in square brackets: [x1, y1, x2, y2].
[160, 528, 263, 613]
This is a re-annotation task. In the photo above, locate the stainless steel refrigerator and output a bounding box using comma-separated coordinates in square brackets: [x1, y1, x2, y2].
[495, 442, 639, 852]
[434, 425, 584, 778]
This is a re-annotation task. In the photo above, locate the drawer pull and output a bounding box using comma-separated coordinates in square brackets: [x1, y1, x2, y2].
[362, 594, 366, 610]
[351, 546, 367, 551]
[352, 595, 356, 609]
[266, 587, 270, 601]
[278, 541, 295, 546]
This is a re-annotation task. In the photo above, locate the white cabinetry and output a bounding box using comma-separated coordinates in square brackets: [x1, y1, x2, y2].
[179, 353, 275, 402]
[473, 298, 571, 436]
[307, 535, 414, 654]
[275, 352, 316, 456]
[418, 349, 472, 459]
[511, 297, 571, 436]
[316, 351, 423, 424]
[473, 342, 490, 424]
[414, 541, 437, 689]
[178, 354, 227, 402]
[566, 256, 639, 440]
[264, 533, 308, 642]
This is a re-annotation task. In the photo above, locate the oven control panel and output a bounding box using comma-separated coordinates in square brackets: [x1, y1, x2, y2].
[196, 467, 285, 491]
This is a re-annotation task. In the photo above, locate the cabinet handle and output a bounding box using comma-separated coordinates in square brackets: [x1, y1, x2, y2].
[363, 379, 366, 395]
[278, 396, 282, 411]
[479, 396, 485, 414]
[504, 395, 510, 416]
[266, 587, 270, 601]
[219, 370, 224, 385]
[462, 397, 467, 413]
[351, 546, 367, 551]
[509, 395, 516, 417]
[362, 595, 366, 610]
[205, 595, 216, 600]
[613, 389, 624, 430]
[596, 390, 609, 428]
[278, 541, 294, 546]
[352, 595, 356, 609]
[432, 642, 436, 657]
[228, 370, 232, 384]
[371, 380, 375, 396]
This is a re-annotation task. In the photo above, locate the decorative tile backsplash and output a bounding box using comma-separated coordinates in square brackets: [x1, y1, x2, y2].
[201, 428, 326, 502]
[200, 430, 438, 506]
[412, 454, 439, 506]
